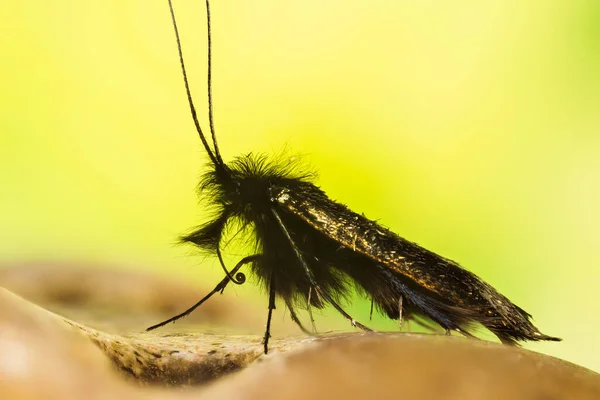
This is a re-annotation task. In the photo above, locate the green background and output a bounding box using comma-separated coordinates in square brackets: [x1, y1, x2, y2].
[1, 1, 598, 372]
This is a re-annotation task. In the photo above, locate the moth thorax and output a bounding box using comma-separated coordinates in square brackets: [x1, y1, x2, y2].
[234, 175, 273, 211]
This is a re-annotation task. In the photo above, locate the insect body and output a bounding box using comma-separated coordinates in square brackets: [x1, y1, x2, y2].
[148, 0, 561, 353]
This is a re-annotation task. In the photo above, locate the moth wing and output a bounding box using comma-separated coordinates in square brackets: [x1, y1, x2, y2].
[271, 182, 480, 301]
[271, 183, 561, 344]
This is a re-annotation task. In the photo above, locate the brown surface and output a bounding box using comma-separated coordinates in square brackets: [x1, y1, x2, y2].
[0, 261, 275, 333]
[205, 334, 600, 400]
[1, 265, 599, 400]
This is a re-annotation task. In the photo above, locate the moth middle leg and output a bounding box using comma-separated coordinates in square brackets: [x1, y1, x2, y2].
[271, 209, 372, 332]
[284, 297, 313, 335]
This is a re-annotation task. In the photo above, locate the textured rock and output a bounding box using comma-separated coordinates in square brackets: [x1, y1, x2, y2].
[1, 265, 599, 400]
[204, 333, 600, 400]
[0, 286, 138, 399]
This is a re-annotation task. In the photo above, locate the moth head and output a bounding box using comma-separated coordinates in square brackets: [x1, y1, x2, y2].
[199, 153, 314, 218]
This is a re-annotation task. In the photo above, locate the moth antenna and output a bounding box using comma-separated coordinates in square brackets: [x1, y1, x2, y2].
[167, 0, 223, 167]
[217, 245, 246, 285]
[204, 0, 223, 164]
[146, 254, 259, 331]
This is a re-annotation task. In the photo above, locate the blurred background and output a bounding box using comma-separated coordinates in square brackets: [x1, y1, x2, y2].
[1, 0, 598, 372]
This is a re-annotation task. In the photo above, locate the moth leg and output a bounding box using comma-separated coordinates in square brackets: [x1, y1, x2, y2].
[454, 327, 478, 339]
[398, 296, 403, 329]
[306, 287, 317, 333]
[369, 298, 374, 321]
[263, 275, 276, 354]
[442, 325, 476, 339]
[271, 209, 372, 332]
[284, 298, 313, 336]
[146, 254, 260, 331]
[330, 296, 371, 331]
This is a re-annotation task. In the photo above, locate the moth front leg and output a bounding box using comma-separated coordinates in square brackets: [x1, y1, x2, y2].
[263, 275, 276, 354]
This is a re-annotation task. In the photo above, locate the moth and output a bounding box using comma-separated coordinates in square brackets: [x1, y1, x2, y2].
[148, 0, 561, 353]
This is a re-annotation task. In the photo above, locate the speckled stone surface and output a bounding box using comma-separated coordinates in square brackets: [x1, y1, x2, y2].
[1, 267, 599, 400]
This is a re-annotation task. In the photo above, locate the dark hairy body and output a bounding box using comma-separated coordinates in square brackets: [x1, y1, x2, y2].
[147, 0, 561, 353]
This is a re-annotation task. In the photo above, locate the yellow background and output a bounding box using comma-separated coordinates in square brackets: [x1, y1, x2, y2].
[1, 1, 598, 372]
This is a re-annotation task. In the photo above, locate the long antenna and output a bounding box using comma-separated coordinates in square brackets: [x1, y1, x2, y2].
[167, 0, 222, 167]
[205, 0, 223, 164]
